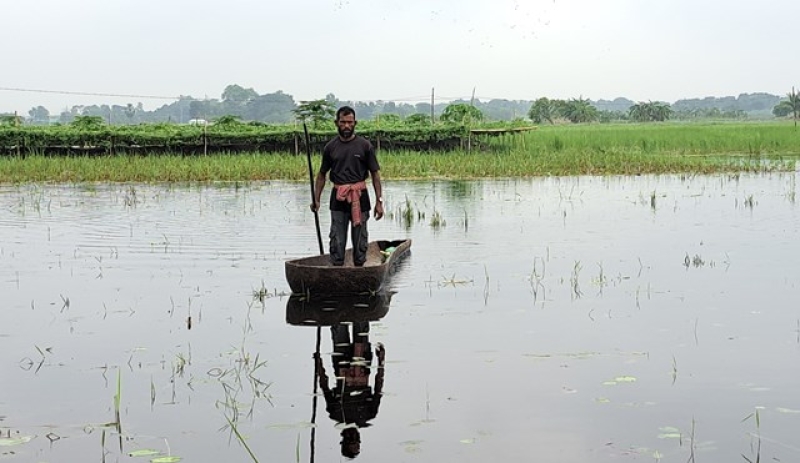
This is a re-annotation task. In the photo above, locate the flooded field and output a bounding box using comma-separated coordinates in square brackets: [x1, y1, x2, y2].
[1, 173, 799, 462]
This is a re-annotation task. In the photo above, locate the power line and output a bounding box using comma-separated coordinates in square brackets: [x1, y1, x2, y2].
[1, 85, 522, 106]
[0, 86, 180, 100]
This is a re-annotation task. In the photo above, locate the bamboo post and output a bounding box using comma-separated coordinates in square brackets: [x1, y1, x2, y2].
[376, 114, 381, 151]
[467, 87, 476, 153]
[430, 87, 435, 126]
[203, 122, 208, 156]
[294, 120, 300, 155]
[15, 111, 20, 157]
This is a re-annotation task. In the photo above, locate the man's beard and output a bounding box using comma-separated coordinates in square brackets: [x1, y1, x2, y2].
[338, 127, 354, 139]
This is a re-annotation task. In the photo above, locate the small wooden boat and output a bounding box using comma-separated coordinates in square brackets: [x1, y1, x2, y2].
[285, 292, 394, 327]
[284, 239, 411, 295]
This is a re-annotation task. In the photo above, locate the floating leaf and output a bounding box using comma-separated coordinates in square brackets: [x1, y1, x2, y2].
[777, 407, 800, 414]
[267, 422, 316, 430]
[399, 440, 424, 446]
[129, 449, 161, 457]
[0, 436, 34, 446]
[614, 376, 637, 383]
[151, 457, 182, 463]
[400, 440, 424, 453]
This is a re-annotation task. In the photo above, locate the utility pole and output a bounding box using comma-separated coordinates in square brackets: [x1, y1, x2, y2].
[431, 87, 435, 126]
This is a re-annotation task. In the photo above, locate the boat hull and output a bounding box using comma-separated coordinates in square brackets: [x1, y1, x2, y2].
[285, 292, 394, 326]
[284, 239, 411, 295]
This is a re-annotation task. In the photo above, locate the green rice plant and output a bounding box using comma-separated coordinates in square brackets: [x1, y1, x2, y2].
[398, 195, 415, 229]
[114, 369, 122, 435]
[671, 355, 678, 385]
[741, 408, 762, 463]
[683, 253, 705, 268]
[687, 418, 696, 463]
[529, 256, 547, 303]
[225, 416, 259, 463]
[570, 261, 583, 299]
[150, 376, 156, 409]
[430, 210, 446, 229]
[594, 262, 607, 293]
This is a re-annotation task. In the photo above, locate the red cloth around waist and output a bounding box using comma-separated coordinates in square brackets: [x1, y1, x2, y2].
[335, 181, 368, 226]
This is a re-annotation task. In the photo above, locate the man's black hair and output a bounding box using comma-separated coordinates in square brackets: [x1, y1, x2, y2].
[336, 105, 357, 121]
[340, 427, 361, 459]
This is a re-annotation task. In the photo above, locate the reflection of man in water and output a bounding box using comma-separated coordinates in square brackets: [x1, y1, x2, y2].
[315, 321, 385, 459]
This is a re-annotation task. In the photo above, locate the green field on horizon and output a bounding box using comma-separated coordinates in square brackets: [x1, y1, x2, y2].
[1, 121, 797, 183]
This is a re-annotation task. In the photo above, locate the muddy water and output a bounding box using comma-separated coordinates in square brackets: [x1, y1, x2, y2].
[1, 173, 799, 462]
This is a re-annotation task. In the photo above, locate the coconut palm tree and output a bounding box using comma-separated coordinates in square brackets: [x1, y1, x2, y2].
[789, 87, 799, 127]
[773, 87, 800, 127]
[561, 97, 597, 124]
[629, 101, 673, 122]
[528, 97, 556, 124]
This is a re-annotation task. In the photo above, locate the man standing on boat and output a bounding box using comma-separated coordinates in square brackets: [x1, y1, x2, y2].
[311, 106, 384, 267]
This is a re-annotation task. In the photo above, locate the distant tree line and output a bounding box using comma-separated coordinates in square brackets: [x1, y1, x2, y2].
[1, 84, 796, 126]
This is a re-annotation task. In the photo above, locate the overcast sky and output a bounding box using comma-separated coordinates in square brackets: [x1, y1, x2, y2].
[1, 0, 797, 114]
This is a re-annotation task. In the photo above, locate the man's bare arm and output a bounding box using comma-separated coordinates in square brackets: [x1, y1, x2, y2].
[371, 170, 384, 220]
[311, 172, 326, 212]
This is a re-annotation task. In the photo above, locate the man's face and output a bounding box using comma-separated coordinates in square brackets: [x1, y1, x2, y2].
[336, 113, 356, 139]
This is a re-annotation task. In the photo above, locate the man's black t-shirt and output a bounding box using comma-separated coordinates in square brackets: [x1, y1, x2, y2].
[320, 136, 380, 212]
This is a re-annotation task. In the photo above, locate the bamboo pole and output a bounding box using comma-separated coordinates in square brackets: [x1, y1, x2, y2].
[467, 87, 476, 153]
[376, 114, 381, 151]
[15, 111, 20, 157]
[294, 120, 300, 155]
[203, 122, 208, 156]
[430, 87, 435, 126]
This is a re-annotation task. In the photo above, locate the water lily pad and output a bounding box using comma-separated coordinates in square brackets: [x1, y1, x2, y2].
[0, 435, 34, 446]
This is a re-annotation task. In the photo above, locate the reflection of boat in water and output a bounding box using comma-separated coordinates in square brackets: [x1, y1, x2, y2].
[284, 239, 411, 296]
[285, 292, 394, 327]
